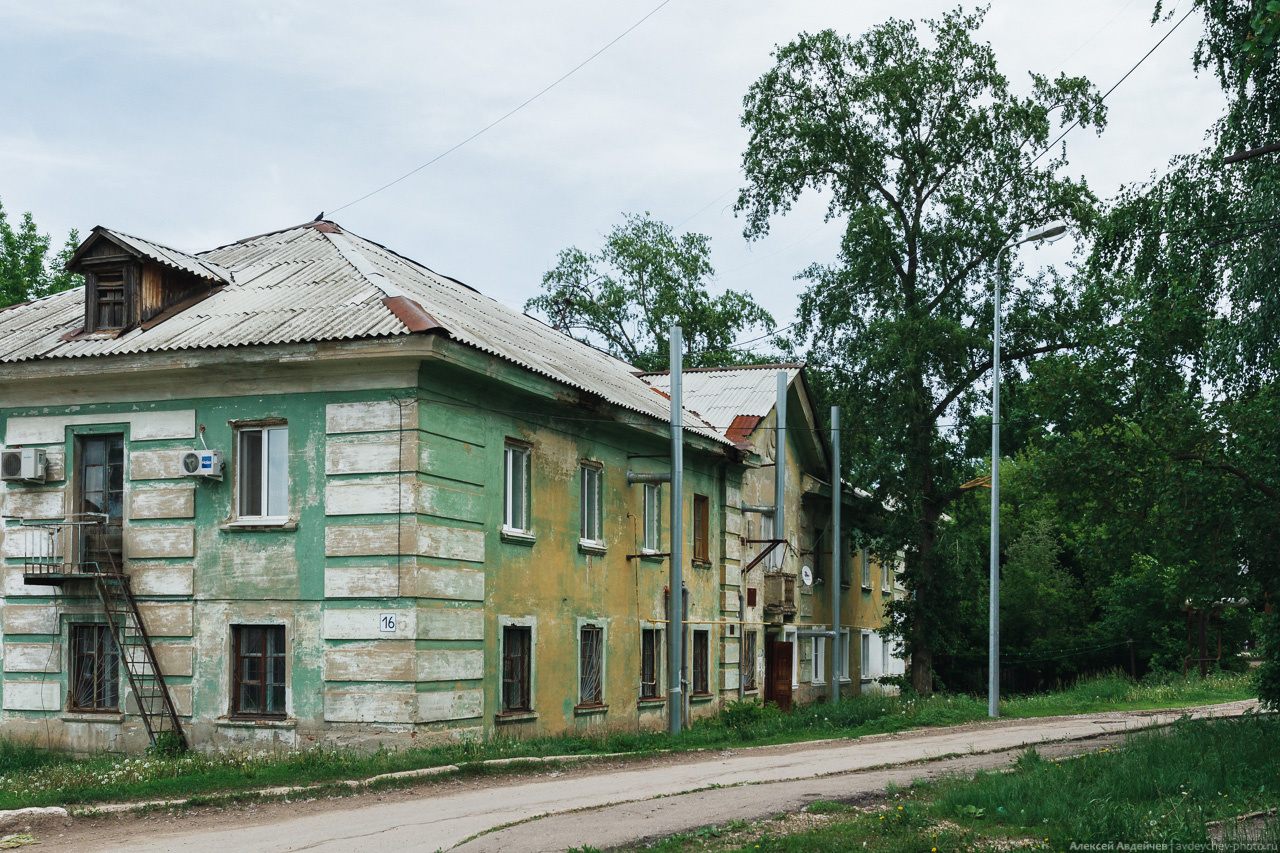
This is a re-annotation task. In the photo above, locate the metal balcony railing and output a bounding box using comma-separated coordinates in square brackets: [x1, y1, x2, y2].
[21, 514, 123, 581]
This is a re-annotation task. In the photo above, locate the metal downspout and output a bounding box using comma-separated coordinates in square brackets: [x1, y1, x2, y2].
[774, 371, 787, 573]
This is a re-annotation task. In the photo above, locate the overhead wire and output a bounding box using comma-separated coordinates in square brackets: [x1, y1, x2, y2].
[328, 0, 677, 215]
[724, 5, 1201, 354]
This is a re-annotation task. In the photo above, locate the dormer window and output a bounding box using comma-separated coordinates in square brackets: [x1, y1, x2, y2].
[94, 271, 127, 330]
[68, 227, 227, 336]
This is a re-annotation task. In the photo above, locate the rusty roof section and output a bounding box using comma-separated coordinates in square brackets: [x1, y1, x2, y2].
[0, 220, 729, 446]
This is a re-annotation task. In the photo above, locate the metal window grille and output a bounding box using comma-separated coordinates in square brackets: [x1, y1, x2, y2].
[692, 630, 709, 695]
[502, 625, 532, 712]
[742, 630, 758, 690]
[233, 625, 287, 718]
[640, 628, 661, 699]
[643, 483, 660, 551]
[693, 494, 710, 563]
[579, 625, 603, 705]
[580, 464, 602, 543]
[504, 445, 530, 531]
[70, 624, 120, 711]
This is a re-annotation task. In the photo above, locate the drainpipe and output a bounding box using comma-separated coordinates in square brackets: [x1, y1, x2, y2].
[830, 405, 841, 704]
[774, 371, 787, 573]
[668, 325, 684, 735]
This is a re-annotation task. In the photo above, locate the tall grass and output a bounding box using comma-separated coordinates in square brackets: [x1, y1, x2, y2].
[1002, 669, 1251, 718]
[934, 713, 1280, 845]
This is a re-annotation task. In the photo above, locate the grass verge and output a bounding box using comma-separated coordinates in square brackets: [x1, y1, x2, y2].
[0, 670, 1252, 812]
[602, 712, 1280, 853]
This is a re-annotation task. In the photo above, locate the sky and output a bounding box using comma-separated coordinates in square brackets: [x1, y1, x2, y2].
[0, 1, 1225, 349]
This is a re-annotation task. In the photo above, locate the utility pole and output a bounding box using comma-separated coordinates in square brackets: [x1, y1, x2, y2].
[668, 325, 684, 735]
[830, 405, 841, 703]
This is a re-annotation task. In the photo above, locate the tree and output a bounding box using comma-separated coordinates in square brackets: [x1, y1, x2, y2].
[735, 8, 1106, 692]
[0, 198, 81, 308]
[526, 212, 775, 371]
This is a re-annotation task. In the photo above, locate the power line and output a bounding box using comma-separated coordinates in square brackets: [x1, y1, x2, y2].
[727, 6, 1199, 355]
[329, 0, 677, 215]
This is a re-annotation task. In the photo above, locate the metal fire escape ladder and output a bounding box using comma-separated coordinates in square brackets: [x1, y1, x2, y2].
[92, 568, 187, 751]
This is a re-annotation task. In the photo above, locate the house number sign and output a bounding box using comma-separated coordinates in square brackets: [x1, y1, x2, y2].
[379, 613, 397, 633]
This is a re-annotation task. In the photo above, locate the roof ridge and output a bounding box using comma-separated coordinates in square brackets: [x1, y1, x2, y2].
[638, 363, 805, 376]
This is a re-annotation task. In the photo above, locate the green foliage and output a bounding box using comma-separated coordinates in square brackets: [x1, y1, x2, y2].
[0, 198, 81, 309]
[935, 714, 1280, 845]
[525, 212, 775, 371]
[735, 7, 1106, 692]
[1255, 609, 1280, 708]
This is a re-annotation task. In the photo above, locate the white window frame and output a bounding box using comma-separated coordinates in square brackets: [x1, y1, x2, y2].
[811, 631, 826, 685]
[642, 482, 661, 553]
[861, 629, 872, 681]
[881, 556, 891, 592]
[579, 462, 604, 548]
[784, 625, 799, 690]
[882, 637, 890, 673]
[235, 424, 289, 523]
[503, 443, 531, 535]
[861, 547, 872, 589]
[576, 618, 606, 708]
[838, 628, 852, 682]
[763, 513, 782, 571]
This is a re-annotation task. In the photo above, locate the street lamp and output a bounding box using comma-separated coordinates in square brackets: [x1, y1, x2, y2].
[989, 219, 1067, 719]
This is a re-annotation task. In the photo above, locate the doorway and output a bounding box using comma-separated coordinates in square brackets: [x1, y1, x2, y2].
[764, 635, 793, 711]
[75, 433, 124, 571]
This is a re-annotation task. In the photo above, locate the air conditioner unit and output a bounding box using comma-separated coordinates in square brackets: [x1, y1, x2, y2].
[1, 448, 46, 483]
[180, 449, 223, 480]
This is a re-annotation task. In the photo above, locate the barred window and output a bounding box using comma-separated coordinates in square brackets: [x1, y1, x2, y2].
[742, 630, 758, 691]
[70, 624, 119, 712]
[233, 625, 286, 718]
[502, 625, 532, 713]
[692, 630, 710, 695]
[640, 628, 662, 699]
[579, 625, 604, 706]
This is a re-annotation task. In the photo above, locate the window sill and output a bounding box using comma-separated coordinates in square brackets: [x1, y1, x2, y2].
[839, 677, 853, 684]
[501, 529, 536, 546]
[691, 559, 712, 570]
[637, 697, 666, 707]
[495, 710, 537, 723]
[861, 585, 873, 592]
[578, 540, 607, 555]
[218, 717, 296, 729]
[638, 551, 666, 564]
[573, 703, 609, 716]
[222, 519, 297, 532]
[62, 711, 124, 723]
[690, 693, 714, 703]
[811, 680, 827, 687]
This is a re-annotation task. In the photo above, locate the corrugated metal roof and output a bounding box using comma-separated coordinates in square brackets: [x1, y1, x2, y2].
[639, 366, 802, 435]
[95, 227, 231, 283]
[0, 221, 728, 445]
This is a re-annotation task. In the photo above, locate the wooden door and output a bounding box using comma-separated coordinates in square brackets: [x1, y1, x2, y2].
[765, 638, 794, 712]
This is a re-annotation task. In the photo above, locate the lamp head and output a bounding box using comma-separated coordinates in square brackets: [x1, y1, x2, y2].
[1023, 220, 1068, 244]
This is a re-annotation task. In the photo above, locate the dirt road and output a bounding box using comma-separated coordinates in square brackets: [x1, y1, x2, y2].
[37, 700, 1255, 853]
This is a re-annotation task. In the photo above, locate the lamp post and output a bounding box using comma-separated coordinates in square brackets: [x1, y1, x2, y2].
[989, 219, 1066, 719]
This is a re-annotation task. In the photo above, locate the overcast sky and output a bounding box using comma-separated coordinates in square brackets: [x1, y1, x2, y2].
[0, 1, 1224, 347]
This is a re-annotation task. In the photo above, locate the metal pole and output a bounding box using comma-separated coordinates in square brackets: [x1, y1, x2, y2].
[830, 405, 842, 704]
[668, 325, 684, 734]
[774, 371, 787, 570]
[989, 257, 1002, 718]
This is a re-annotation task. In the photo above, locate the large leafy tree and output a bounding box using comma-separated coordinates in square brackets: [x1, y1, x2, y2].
[735, 8, 1107, 692]
[0, 198, 81, 309]
[526, 212, 775, 371]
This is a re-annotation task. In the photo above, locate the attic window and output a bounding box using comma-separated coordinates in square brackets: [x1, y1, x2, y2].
[94, 271, 127, 330]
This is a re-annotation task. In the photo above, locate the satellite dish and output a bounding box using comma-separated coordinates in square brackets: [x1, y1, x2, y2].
[801, 565, 813, 586]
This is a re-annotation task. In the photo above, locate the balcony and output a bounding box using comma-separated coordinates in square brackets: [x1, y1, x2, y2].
[762, 571, 798, 621]
[21, 515, 123, 584]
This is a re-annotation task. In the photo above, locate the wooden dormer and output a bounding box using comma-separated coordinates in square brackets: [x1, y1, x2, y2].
[67, 228, 227, 335]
